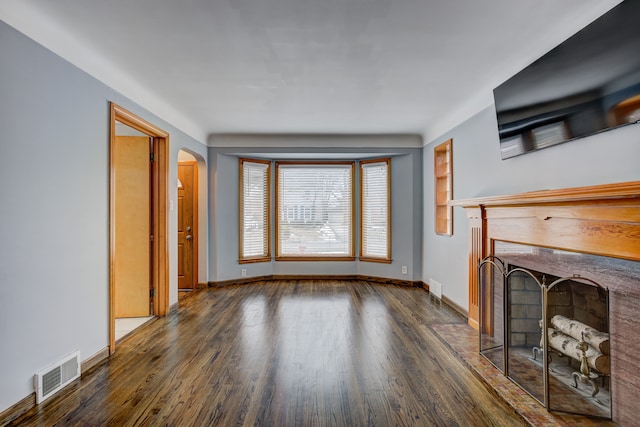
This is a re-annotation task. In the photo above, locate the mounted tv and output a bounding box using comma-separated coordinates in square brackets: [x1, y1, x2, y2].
[494, 0, 640, 160]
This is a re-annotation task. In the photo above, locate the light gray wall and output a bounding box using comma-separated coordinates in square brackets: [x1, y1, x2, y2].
[423, 105, 640, 310]
[207, 144, 423, 283]
[0, 21, 207, 412]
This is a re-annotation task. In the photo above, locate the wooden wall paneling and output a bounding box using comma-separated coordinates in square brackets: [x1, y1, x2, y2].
[465, 207, 484, 330]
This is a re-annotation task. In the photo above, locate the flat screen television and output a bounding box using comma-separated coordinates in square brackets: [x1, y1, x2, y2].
[493, 0, 640, 160]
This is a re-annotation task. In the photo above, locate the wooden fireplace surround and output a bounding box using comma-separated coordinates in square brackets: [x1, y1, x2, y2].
[451, 180, 640, 329]
[452, 180, 640, 423]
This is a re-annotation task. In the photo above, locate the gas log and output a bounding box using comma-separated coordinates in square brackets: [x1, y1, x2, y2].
[550, 315, 610, 355]
[547, 328, 610, 374]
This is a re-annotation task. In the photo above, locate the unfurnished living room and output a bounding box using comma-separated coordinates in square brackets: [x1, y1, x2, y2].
[1, 0, 639, 426]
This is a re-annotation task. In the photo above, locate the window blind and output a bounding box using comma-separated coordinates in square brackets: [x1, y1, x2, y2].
[276, 163, 354, 258]
[360, 159, 390, 260]
[240, 159, 270, 261]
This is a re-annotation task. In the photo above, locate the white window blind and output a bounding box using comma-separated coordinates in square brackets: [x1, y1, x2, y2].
[240, 159, 270, 261]
[360, 159, 390, 261]
[276, 163, 354, 258]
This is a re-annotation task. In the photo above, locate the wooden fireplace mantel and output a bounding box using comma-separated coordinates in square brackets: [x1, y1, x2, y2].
[450, 180, 640, 208]
[450, 180, 640, 329]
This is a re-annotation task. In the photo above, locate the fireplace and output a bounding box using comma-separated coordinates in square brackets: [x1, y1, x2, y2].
[478, 242, 624, 419]
[452, 181, 640, 424]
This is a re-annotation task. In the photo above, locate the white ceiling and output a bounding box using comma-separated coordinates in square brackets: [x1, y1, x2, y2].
[0, 0, 622, 144]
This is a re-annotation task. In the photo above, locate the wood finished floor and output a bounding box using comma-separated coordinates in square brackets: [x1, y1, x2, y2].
[10, 280, 525, 426]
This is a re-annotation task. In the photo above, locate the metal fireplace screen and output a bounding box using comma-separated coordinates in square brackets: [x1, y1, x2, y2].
[479, 254, 611, 420]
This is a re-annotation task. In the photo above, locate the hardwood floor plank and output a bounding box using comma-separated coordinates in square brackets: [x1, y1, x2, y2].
[9, 280, 526, 426]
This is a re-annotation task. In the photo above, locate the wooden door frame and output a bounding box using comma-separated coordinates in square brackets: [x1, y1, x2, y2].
[178, 160, 199, 289]
[109, 102, 170, 354]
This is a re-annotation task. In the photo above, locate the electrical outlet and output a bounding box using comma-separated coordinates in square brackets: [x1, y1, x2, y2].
[241, 269, 247, 277]
[401, 265, 408, 275]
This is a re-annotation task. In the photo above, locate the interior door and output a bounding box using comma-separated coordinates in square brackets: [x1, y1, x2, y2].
[178, 162, 196, 289]
[114, 135, 152, 317]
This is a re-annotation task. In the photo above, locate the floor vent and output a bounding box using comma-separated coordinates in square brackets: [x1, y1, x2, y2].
[428, 278, 443, 300]
[34, 351, 81, 404]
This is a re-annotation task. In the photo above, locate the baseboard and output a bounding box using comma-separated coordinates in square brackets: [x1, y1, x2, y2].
[274, 274, 359, 281]
[356, 275, 422, 287]
[208, 277, 465, 320]
[209, 275, 421, 288]
[0, 393, 35, 427]
[81, 347, 109, 374]
[209, 275, 274, 287]
[442, 295, 468, 319]
[420, 281, 469, 320]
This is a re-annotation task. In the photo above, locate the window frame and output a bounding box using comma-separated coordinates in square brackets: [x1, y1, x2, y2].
[359, 158, 392, 263]
[275, 161, 356, 261]
[238, 157, 271, 264]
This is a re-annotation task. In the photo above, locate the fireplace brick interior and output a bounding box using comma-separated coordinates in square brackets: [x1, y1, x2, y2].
[509, 272, 542, 348]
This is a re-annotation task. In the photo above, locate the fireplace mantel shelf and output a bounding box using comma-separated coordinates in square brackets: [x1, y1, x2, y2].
[450, 180, 640, 262]
[450, 180, 640, 208]
[452, 180, 640, 329]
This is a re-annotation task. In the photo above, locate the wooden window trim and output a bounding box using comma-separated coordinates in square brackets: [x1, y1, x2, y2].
[359, 158, 392, 263]
[238, 158, 271, 263]
[275, 161, 356, 261]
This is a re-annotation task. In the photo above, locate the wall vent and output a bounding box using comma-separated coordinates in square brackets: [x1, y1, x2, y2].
[34, 351, 81, 404]
[428, 278, 443, 300]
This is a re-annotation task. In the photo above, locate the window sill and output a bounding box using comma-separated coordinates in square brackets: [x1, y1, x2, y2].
[275, 256, 356, 262]
[239, 257, 271, 264]
[359, 257, 393, 264]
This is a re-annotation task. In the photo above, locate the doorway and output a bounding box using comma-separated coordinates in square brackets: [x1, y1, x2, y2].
[178, 151, 198, 290]
[109, 103, 169, 354]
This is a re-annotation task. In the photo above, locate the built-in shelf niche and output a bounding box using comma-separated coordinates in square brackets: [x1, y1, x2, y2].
[434, 138, 452, 235]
